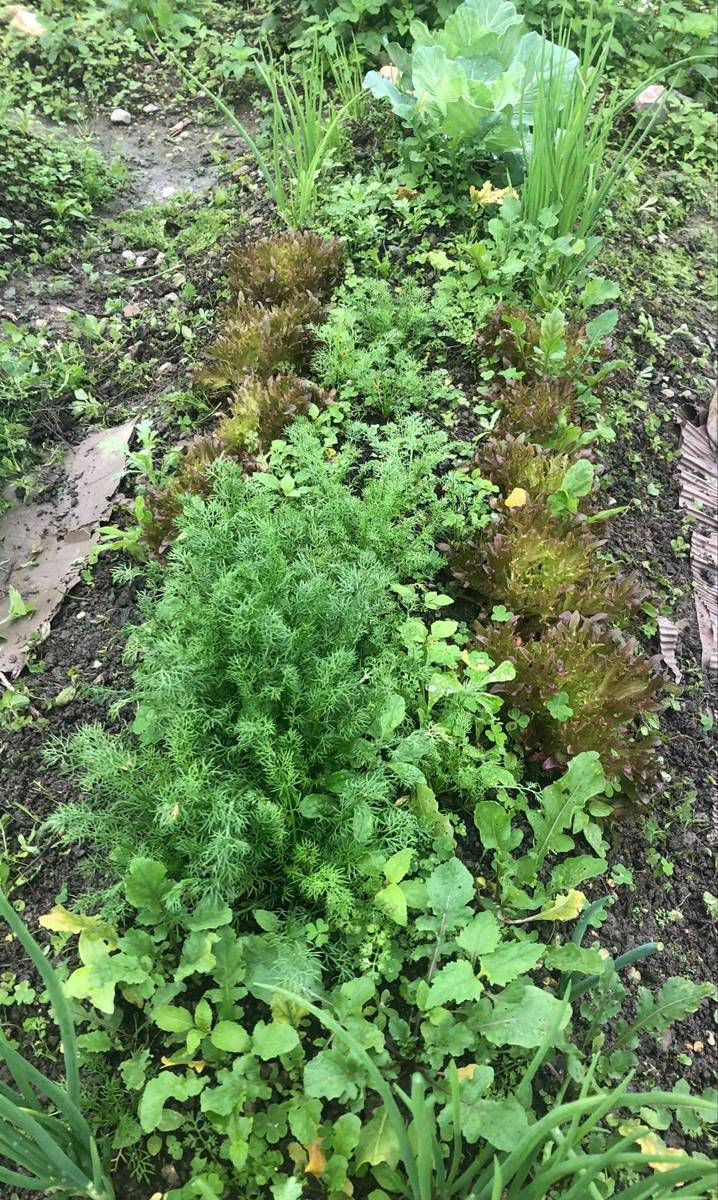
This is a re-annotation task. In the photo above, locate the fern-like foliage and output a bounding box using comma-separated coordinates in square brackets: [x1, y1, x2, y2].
[313, 277, 458, 418]
[46, 420, 470, 918]
[473, 613, 665, 789]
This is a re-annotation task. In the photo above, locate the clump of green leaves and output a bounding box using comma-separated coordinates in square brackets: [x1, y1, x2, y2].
[476, 301, 617, 384]
[45, 420, 473, 917]
[143, 433, 226, 554]
[491, 377, 581, 445]
[0, 119, 114, 272]
[197, 232, 342, 392]
[0, 320, 94, 498]
[35, 802, 716, 1197]
[196, 295, 323, 389]
[363, 0, 578, 169]
[478, 435, 597, 512]
[215, 373, 328, 454]
[0, 889, 115, 1199]
[475, 613, 665, 786]
[227, 232, 345, 303]
[313, 277, 460, 418]
[450, 502, 641, 626]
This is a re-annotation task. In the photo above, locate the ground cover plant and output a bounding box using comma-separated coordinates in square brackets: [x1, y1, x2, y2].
[0, 0, 716, 1196]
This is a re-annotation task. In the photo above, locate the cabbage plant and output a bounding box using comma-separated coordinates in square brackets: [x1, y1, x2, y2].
[364, 0, 578, 157]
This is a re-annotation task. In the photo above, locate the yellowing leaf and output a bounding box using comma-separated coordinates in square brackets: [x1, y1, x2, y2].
[457, 1063, 478, 1080]
[304, 1137, 327, 1178]
[636, 1132, 688, 1172]
[287, 1141, 307, 1168]
[39, 905, 117, 948]
[470, 181, 519, 207]
[504, 487, 528, 509]
[160, 1056, 207, 1073]
[534, 890, 587, 922]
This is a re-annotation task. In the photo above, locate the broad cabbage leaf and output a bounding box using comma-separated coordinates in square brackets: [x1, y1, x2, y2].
[364, 0, 577, 155]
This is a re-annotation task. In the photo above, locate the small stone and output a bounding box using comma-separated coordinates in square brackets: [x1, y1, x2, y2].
[110, 107, 132, 125]
[143, 102, 161, 114]
[110, 235, 123, 251]
[163, 292, 179, 305]
[634, 85, 667, 120]
[122, 303, 141, 318]
[154, 251, 166, 266]
[121, 250, 136, 263]
[2, 286, 16, 300]
[134, 255, 148, 268]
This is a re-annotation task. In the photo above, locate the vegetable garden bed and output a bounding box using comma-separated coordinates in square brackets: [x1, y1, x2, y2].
[0, 1, 716, 1198]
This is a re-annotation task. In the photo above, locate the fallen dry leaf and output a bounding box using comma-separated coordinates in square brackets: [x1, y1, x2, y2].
[0, 420, 134, 677]
[168, 116, 192, 137]
[656, 615, 689, 683]
[678, 412, 717, 671]
[636, 1132, 687, 1172]
[470, 180, 519, 207]
[379, 63, 400, 83]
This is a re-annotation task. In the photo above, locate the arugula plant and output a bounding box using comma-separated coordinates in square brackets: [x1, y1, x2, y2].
[40, 841, 716, 1199]
[364, 0, 578, 167]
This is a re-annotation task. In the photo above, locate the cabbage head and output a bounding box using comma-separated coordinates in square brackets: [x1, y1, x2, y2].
[364, 0, 578, 156]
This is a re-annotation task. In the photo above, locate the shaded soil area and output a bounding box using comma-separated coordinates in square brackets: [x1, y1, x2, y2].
[597, 193, 717, 1090]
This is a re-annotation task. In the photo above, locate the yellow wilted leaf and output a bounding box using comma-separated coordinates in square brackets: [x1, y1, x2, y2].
[271, 992, 307, 1026]
[535, 890, 587, 922]
[457, 1063, 477, 1081]
[160, 1056, 207, 1073]
[5, 5, 46, 35]
[470, 180, 519, 207]
[504, 487, 528, 508]
[39, 905, 117, 948]
[304, 1137, 327, 1178]
[636, 1132, 687, 1172]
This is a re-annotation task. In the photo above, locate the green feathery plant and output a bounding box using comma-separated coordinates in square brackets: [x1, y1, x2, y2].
[44, 420, 473, 918]
[0, 889, 115, 1199]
